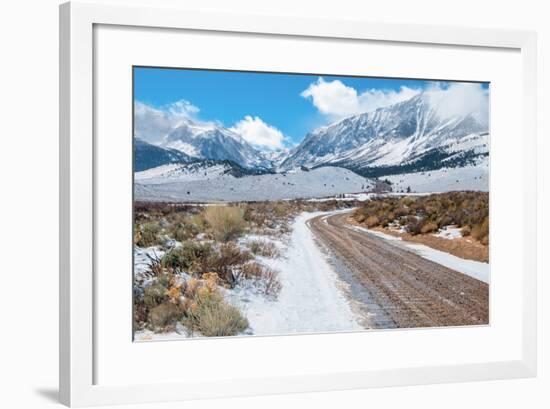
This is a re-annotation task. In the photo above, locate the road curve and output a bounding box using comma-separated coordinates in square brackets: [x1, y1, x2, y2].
[307, 211, 489, 329]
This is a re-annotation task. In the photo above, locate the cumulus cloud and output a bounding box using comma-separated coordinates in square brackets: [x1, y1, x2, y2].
[301, 77, 420, 120]
[230, 115, 287, 150]
[134, 100, 200, 143]
[426, 82, 489, 125]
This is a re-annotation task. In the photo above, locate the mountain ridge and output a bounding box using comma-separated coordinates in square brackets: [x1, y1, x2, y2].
[279, 93, 488, 174]
[135, 92, 489, 178]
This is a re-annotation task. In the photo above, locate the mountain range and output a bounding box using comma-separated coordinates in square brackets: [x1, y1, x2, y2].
[134, 92, 489, 179]
[160, 117, 272, 170]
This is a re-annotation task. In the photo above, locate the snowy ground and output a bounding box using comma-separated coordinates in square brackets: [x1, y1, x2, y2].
[135, 204, 488, 341]
[135, 166, 374, 202]
[227, 212, 362, 335]
[135, 163, 229, 184]
[135, 211, 362, 341]
[385, 160, 489, 193]
[348, 225, 489, 283]
[433, 225, 463, 240]
[306, 192, 374, 202]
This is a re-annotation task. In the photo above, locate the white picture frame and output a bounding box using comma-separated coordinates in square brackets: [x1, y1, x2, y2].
[59, 1, 537, 406]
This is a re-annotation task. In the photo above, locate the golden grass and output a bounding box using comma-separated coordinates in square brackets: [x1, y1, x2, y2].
[203, 205, 246, 241]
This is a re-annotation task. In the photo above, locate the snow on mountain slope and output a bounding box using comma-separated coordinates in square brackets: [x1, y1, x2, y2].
[161, 117, 272, 170]
[135, 160, 272, 185]
[384, 157, 489, 193]
[280, 93, 488, 174]
[263, 148, 290, 169]
[135, 162, 232, 185]
[134, 166, 375, 202]
[136, 88, 489, 179]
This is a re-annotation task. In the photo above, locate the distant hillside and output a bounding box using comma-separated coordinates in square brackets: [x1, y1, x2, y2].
[134, 138, 193, 172]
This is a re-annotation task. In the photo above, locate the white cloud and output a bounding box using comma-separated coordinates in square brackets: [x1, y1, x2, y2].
[134, 100, 200, 143]
[166, 99, 199, 117]
[230, 116, 286, 150]
[301, 77, 420, 119]
[426, 82, 489, 125]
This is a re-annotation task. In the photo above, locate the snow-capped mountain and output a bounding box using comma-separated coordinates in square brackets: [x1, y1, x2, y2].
[135, 91, 489, 186]
[280, 93, 488, 177]
[262, 148, 290, 168]
[160, 117, 272, 170]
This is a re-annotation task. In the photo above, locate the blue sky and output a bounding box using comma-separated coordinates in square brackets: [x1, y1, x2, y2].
[134, 66, 488, 150]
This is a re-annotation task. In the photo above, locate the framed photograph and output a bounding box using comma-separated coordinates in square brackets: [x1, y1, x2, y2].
[59, 1, 537, 406]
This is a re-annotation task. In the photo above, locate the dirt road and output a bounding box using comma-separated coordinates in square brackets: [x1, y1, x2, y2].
[307, 211, 489, 329]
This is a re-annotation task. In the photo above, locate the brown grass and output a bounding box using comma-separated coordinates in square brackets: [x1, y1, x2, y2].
[353, 192, 489, 245]
[134, 264, 249, 336]
[203, 205, 246, 241]
[183, 282, 249, 337]
[370, 225, 489, 262]
[241, 262, 282, 297]
[135, 222, 163, 247]
[246, 239, 280, 258]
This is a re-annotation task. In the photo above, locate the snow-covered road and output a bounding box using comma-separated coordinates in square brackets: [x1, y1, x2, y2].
[230, 211, 362, 336]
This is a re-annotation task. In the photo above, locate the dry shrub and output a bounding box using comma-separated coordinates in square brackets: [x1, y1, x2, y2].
[148, 302, 182, 330]
[241, 262, 281, 297]
[133, 223, 142, 245]
[406, 216, 423, 235]
[162, 241, 253, 286]
[183, 278, 200, 298]
[204, 206, 245, 241]
[243, 203, 270, 228]
[165, 280, 183, 304]
[273, 201, 292, 218]
[137, 269, 249, 336]
[143, 277, 170, 308]
[184, 286, 248, 337]
[471, 217, 489, 244]
[169, 222, 196, 242]
[365, 215, 380, 228]
[241, 262, 264, 279]
[354, 192, 489, 238]
[461, 225, 472, 237]
[142, 253, 166, 278]
[138, 272, 186, 331]
[420, 221, 439, 234]
[247, 240, 280, 258]
[209, 243, 253, 286]
[133, 298, 148, 330]
[161, 241, 214, 274]
[262, 267, 282, 297]
[136, 222, 162, 247]
[168, 213, 208, 242]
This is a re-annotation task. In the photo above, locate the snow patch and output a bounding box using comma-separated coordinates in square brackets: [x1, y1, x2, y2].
[348, 225, 489, 283]
[385, 159, 489, 193]
[434, 225, 463, 240]
[135, 163, 231, 185]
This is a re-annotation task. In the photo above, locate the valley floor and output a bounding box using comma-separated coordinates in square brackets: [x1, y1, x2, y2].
[136, 206, 489, 341]
[385, 159, 489, 193]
